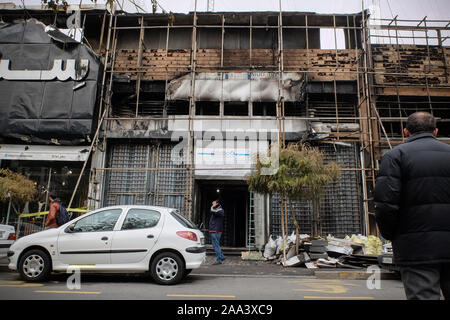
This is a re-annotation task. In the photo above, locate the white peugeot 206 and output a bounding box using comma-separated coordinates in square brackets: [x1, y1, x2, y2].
[7, 206, 206, 285]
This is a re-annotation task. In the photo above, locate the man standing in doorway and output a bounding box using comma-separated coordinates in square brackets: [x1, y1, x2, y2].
[45, 192, 60, 229]
[209, 199, 225, 265]
[374, 111, 450, 300]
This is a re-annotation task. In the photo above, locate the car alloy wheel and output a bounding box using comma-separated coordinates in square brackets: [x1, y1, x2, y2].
[150, 252, 185, 285]
[156, 257, 179, 281]
[23, 254, 45, 278]
[18, 249, 51, 282]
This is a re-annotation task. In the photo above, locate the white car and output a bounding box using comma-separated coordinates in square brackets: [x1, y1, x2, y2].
[8, 205, 206, 285]
[0, 224, 16, 258]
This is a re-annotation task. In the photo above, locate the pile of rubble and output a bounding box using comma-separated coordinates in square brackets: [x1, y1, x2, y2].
[262, 233, 391, 269]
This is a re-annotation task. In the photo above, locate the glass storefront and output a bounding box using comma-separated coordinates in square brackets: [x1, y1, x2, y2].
[0, 160, 89, 225]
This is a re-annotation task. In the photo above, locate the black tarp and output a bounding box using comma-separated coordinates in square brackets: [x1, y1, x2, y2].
[0, 19, 102, 144]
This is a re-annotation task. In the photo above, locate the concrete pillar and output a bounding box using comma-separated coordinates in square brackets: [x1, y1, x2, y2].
[253, 192, 267, 249]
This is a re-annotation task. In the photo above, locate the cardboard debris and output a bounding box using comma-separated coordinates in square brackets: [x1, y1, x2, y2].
[286, 244, 297, 260]
[299, 252, 311, 263]
[316, 258, 339, 268]
[285, 255, 303, 267]
[327, 236, 365, 255]
[326, 244, 354, 256]
[262, 233, 387, 269]
[305, 262, 318, 269]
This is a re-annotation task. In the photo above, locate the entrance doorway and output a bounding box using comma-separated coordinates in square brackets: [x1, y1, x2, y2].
[195, 180, 249, 248]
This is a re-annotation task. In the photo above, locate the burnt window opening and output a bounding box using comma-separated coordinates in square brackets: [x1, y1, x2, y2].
[137, 102, 164, 117]
[283, 102, 305, 117]
[195, 101, 220, 116]
[137, 92, 166, 117]
[111, 91, 167, 118]
[376, 96, 450, 138]
[224, 102, 249, 116]
[307, 92, 357, 120]
[167, 100, 190, 116]
[253, 102, 277, 116]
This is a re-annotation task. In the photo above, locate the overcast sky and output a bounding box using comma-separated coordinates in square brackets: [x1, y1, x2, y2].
[5, 0, 450, 47]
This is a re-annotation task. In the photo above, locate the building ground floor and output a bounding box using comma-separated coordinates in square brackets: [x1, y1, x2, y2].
[88, 138, 365, 249]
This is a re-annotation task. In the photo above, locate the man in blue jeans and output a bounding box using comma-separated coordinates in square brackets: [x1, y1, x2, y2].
[209, 200, 225, 265]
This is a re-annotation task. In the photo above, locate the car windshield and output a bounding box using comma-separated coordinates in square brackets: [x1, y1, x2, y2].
[170, 210, 198, 229]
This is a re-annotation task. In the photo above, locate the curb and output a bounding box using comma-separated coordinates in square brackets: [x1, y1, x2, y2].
[314, 270, 401, 280]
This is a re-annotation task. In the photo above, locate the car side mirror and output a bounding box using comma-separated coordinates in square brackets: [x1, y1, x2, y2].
[66, 223, 76, 233]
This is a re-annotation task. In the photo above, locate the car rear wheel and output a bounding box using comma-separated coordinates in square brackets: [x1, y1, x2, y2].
[18, 249, 51, 282]
[150, 252, 185, 285]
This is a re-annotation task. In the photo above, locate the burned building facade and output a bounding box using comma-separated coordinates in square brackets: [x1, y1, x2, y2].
[0, 5, 449, 248]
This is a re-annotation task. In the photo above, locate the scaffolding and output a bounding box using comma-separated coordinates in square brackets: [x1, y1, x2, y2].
[55, 3, 450, 238]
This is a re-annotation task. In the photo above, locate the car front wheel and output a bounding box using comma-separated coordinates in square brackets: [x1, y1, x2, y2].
[150, 252, 185, 285]
[18, 249, 51, 282]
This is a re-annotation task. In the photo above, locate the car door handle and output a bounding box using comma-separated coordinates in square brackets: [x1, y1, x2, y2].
[147, 234, 154, 239]
[101, 236, 108, 241]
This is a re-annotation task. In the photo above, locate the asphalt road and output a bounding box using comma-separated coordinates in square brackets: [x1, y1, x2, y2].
[0, 269, 407, 300]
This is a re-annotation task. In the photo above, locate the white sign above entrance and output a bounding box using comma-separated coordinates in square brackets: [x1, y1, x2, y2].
[0, 144, 90, 162]
[194, 139, 269, 180]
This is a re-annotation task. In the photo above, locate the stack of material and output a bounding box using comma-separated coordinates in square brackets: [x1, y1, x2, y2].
[285, 252, 312, 267]
[326, 236, 365, 257]
[316, 257, 340, 268]
[304, 239, 329, 260]
[339, 254, 380, 268]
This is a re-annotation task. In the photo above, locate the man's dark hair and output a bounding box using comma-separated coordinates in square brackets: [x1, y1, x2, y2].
[49, 192, 57, 200]
[214, 199, 220, 205]
[406, 111, 436, 134]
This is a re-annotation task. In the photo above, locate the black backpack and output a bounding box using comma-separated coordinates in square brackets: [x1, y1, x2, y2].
[56, 202, 70, 226]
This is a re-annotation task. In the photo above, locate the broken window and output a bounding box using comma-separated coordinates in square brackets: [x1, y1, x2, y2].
[195, 101, 220, 116]
[224, 101, 249, 116]
[284, 102, 304, 117]
[167, 100, 189, 115]
[252, 102, 277, 116]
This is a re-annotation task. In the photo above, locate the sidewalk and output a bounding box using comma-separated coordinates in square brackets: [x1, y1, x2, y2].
[194, 254, 401, 280]
[194, 255, 315, 277]
[0, 254, 400, 280]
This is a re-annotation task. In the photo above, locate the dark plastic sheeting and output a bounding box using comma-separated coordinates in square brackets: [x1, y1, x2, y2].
[0, 19, 102, 143]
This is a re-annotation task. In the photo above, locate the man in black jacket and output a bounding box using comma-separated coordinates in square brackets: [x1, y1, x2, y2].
[209, 200, 225, 265]
[374, 111, 450, 300]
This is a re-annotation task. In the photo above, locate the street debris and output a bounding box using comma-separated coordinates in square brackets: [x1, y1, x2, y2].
[258, 233, 390, 270]
[241, 250, 266, 261]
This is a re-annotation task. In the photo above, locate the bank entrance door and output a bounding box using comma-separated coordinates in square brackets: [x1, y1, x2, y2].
[196, 180, 249, 248]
